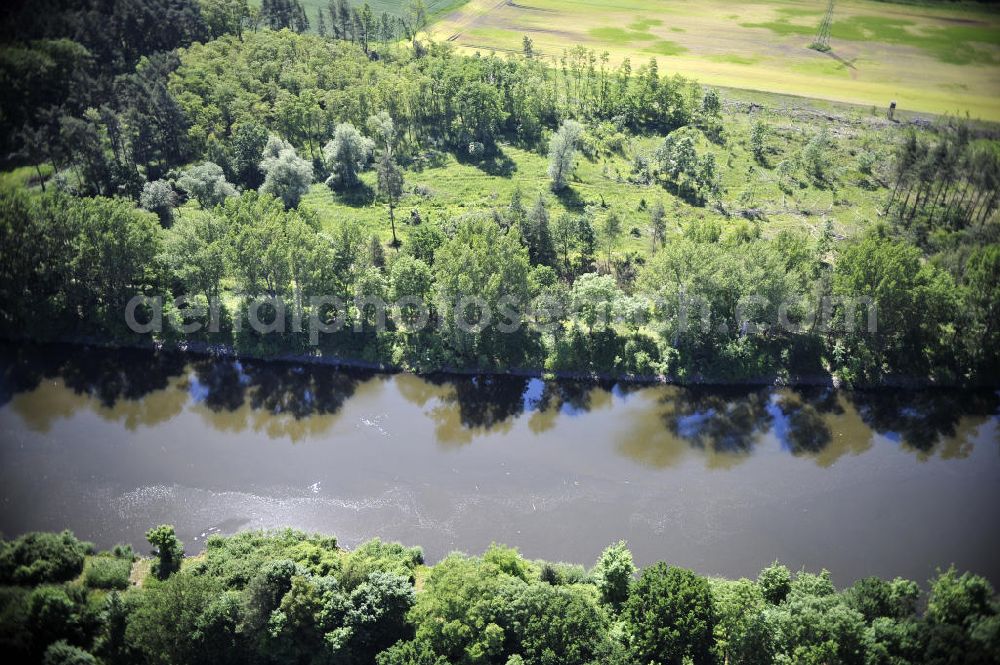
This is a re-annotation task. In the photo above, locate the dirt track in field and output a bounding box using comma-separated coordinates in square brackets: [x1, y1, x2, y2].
[442, 0, 511, 42]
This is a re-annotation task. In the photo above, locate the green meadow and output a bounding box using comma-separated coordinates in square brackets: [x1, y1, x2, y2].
[259, 101, 893, 261]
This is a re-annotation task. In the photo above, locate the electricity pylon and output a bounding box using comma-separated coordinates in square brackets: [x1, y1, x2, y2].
[810, 0, 834, 52]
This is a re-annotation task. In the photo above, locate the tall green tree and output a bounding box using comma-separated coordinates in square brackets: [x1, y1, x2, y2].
[389, 254, 433, 330]
[376, 151, 404, 248]
[69, 196, 164, 323]
[831, 233, 960, 384]
[749, 120, 769, 165]
[177, 162, 237, 209]
[624, 563, 716, 665]
[260, 136, 313, 209]
[434, 217, 532, 364]
[548, 119, 583, 190]
[126, 571, 221, 665]
[600, 210, 623, 270]
[145, 525, 183, 580]
[758, 561, 792, 605]
[522, 195, 556, 267]
[552, 212, 579, 278]
[229, 123, 268, 189]
[453, 82, 507, 151]
[200, 0, 250, 39]
[161, 210, 227, 299]
[140, 180, 177, 226]
[221, 191, 294, 297]
[592, 540, 635, 610]
[571, 273, 619, 333]
[368, 112, 404, 247]
[649, 200, 667, 251]
[709, 578, 770, 665]
[963, 244, 1000, 378]
[323, 122, 374, 191]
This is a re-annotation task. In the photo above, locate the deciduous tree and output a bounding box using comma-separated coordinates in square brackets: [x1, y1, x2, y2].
[177, 162, 237, 209]
[145, 525, 183, 580]
[548, 119, 583, 190]
[323, 122, 374, 191]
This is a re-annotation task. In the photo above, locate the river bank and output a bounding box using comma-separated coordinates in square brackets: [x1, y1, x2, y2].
[5, 333, 992, 391]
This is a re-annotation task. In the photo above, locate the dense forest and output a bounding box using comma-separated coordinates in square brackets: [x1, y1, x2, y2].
[1, 528, 999, 665]
[0, 0, 997, 389]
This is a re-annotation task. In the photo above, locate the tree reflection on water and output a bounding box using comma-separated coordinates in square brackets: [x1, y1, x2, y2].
[1, 342, 996, 464]
[0, 342, 186, 409]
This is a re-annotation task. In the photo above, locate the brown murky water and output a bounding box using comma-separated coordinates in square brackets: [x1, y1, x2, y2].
[0, 343, 997, 585]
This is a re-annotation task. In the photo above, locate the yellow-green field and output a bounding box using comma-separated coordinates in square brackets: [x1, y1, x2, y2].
[425, 0, 1000, 120]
